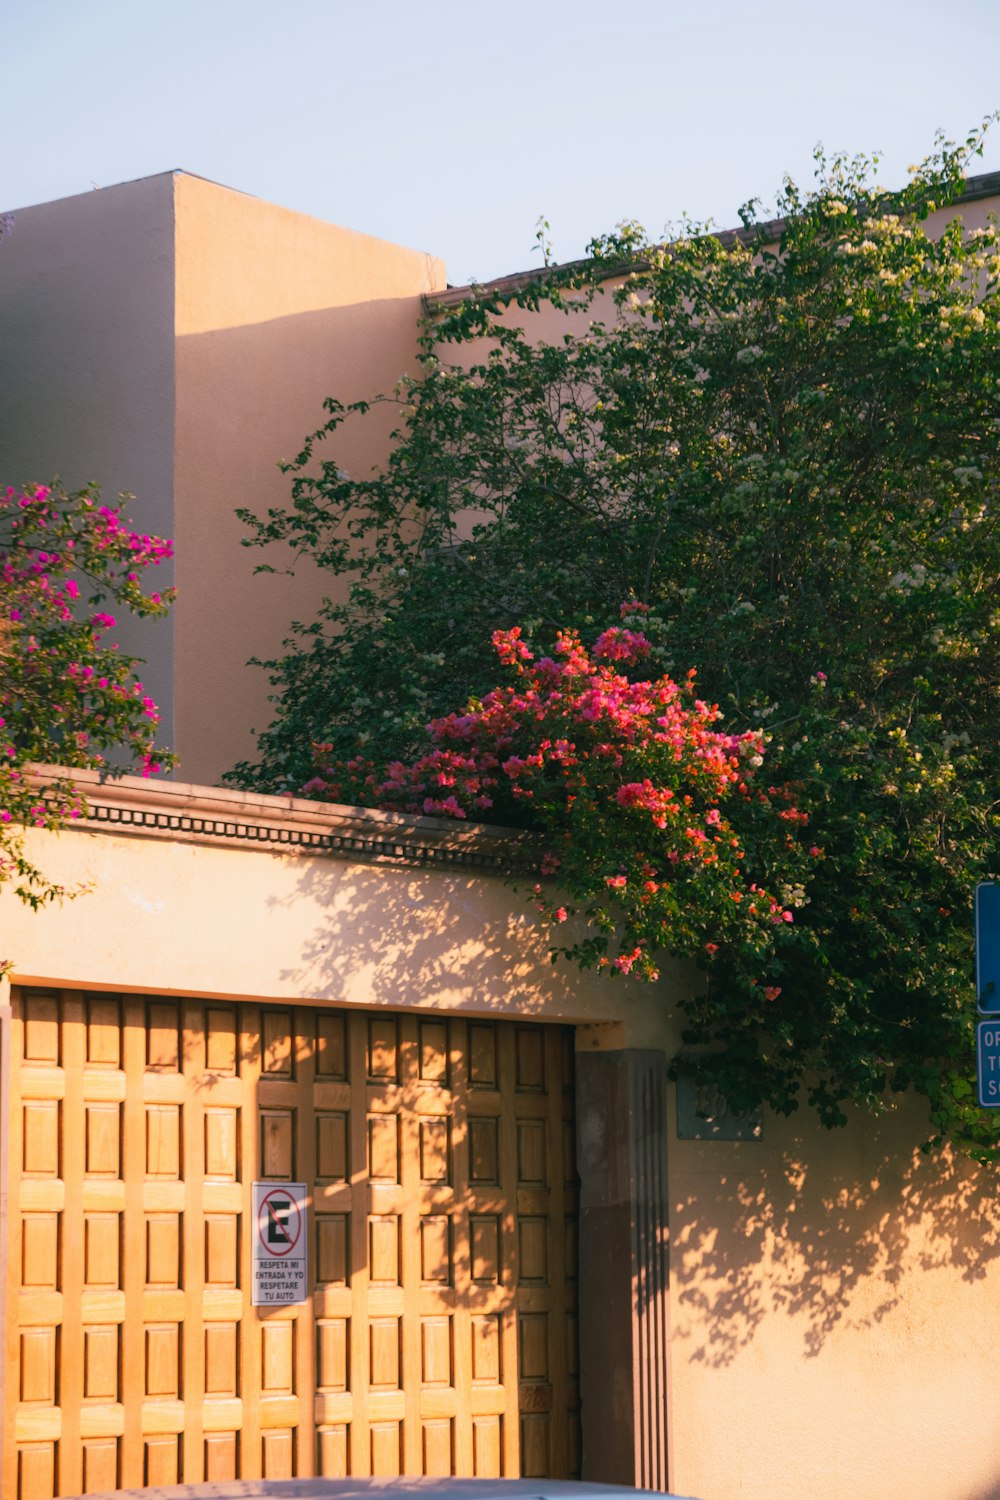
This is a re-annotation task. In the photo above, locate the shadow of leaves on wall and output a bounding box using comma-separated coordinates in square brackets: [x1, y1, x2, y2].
[261, 849, 644, 1025]
[671, 1104, 1000, 1365]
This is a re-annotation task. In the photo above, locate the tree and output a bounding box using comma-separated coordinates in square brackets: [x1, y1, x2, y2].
[234, 125, 1000, 1155]
[1, 481, 175, 964]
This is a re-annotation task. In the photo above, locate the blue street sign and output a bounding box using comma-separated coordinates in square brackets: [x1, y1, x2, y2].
[975, 883, 1000, 1015]
[977, 1020, 1000, 1107]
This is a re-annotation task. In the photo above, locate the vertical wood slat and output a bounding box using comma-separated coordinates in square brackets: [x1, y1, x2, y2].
[181, 999, 206, 1482]
[398, 1017, 421, 1475]
[577, 1047, 667, 1490]
[294, 1007, 316, 1477]
[0, 994, 12, 1499]
[449, 1019, 473, 1477]
[57, 995, 85, 1498]
[562, 1033, 581, 1477]
[544, 1026, 568, 1478]
[634, 1059, 652, 1486]
[348, 1014, 370, 1475]
[630, 1054, 669, 1492]
[121, 996, 147, 1488]
[2, 995, 24, 1500]
[239, 1004, 263, 1480]
[496, 1024, 520, 1479]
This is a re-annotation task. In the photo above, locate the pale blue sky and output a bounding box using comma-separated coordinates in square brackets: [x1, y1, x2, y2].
[6, 0, 1000, 285]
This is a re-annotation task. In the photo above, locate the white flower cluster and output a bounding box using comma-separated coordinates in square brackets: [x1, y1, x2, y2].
[835, 239, 879, 258]
[889, 563, 928, 592]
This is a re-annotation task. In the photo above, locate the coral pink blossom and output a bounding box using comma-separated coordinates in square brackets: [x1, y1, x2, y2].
[299, 609, 807, 993]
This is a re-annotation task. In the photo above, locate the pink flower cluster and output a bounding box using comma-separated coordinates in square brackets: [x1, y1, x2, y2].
[1, 482, 175, 873]
[303, 609, 807, 983]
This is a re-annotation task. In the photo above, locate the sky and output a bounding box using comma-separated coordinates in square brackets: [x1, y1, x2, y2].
[6, 0, 1000, 287]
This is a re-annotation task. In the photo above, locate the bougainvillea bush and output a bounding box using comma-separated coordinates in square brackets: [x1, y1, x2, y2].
[304, 608, 816, 1113]
[235, 125, 1000, 1154]
[0, 481, 175, 948]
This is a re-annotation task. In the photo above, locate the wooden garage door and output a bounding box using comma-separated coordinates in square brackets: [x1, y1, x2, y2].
[2, 989, 580, 1498]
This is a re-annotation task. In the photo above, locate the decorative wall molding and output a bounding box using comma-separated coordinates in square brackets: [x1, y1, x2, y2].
[28, 766, 540, 876]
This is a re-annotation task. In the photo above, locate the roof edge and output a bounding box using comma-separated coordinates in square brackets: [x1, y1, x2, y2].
[427, 168, 1000, 312]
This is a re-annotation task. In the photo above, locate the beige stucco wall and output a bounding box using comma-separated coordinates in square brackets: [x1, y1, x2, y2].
[667, 1104, 1000, 1500]
[172, 173, 446, 784]
[0, 174, 178, 738]
[2, 815, 658, 1028]
[4, 804, 1000, 1500]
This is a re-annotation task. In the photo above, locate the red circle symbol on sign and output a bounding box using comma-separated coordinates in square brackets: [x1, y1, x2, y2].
[257, 1189, 302, 1257]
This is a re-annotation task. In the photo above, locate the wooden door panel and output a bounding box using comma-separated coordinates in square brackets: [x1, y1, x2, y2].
[4, 993, 579, 1495]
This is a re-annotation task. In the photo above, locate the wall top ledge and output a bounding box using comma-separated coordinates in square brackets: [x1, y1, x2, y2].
[28, 765, 540, 876]
[428, 168, 1000, 311]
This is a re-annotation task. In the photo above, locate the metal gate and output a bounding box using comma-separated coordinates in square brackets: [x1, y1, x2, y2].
[3, 989, 580, 1497]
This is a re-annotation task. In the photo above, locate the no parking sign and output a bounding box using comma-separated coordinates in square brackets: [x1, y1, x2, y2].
[252, 1182, 308, 1305]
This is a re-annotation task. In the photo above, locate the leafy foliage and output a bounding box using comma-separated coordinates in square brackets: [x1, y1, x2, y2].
[234, 125, 1000, 1154]
[1, 481, 174, 952]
